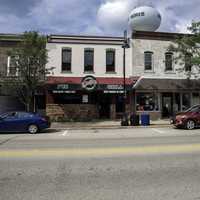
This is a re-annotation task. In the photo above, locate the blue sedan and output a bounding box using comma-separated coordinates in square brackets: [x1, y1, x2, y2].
[0, 111, 51, 134]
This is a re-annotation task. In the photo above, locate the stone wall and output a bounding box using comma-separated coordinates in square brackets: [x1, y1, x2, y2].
[46, 104, 99, 121]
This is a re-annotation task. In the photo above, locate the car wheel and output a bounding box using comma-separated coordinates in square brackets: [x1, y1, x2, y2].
[28, 124, 38, 134]
[185, 120, 195, 130]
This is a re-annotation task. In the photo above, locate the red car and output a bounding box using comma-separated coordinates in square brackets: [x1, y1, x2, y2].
[172, 105, 200, 130]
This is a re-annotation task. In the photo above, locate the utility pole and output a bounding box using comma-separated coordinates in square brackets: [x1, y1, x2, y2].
[121, 30, 130, 125]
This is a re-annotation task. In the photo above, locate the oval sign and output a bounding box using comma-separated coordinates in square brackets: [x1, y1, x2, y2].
[81, 76, 97, 91]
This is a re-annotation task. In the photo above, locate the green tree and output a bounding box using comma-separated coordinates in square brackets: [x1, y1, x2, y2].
[8, 31, 49, 112]
[169, 21, 200, 79]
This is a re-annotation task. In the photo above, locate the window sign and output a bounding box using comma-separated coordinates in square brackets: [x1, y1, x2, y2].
[82, 95, 88, 103]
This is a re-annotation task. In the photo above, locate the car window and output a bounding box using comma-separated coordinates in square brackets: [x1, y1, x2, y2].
[0, 112, 17, 119]
[16, 112, 34, 118]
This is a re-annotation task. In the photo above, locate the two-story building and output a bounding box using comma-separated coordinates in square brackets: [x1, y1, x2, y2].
[46, 31, 200, 120]
[46, 35, 138, 120]
[0, 34, 25, 113]
[132, 31, 200, 120]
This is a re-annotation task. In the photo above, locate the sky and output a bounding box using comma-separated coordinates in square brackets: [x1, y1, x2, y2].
[0, 0, 200, 36]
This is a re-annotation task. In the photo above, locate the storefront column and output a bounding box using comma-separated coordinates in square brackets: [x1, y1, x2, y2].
[110, 95, 116, 119]
[130, 91, 135, 113]
[180, 93, 183, 111]
[46, 91, 54, 104]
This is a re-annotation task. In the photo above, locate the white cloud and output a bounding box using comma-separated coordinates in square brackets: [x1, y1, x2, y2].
[97, 0, 131, 34]
[96, 0, 200, 34]
[0, 0, 199, 35]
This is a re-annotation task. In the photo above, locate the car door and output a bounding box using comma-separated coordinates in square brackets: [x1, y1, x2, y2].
[2, 112, 20, 132]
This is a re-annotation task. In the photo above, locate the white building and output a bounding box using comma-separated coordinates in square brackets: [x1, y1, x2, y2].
[45, 31, 200, 120]
[46, 35, 137, 120]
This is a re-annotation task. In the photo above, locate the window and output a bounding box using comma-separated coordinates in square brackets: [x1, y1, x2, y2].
[106, 49, 115, 72]
[185, 53, 192, 71]
[62, 48, 72, 71]
[144, 51, 153, 70]
[136, 93, 159, 111]
[7, 56, 17, 76]
[84, 48, 94, 72]
[165, 52, 173, 71]
[182, 93, 191, 111]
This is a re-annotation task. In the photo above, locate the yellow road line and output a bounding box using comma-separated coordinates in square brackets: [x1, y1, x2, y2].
[1, 144, 200, 158]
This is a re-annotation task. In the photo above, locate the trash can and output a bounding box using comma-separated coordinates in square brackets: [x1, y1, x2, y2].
[141, 113, 150, 126]
[130, 114, 140, 126]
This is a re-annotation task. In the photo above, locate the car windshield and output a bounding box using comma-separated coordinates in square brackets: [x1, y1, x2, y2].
[185, 105, 200, 112]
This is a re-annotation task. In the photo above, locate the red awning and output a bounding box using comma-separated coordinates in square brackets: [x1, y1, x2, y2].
[47, 76, 139, 85]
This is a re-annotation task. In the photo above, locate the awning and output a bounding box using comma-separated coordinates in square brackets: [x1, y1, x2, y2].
[133, 78, 200, 91]
[47, 76, 139, 92]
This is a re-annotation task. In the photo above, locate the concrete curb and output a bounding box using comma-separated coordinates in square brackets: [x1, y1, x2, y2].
[51, 124, 172, 130]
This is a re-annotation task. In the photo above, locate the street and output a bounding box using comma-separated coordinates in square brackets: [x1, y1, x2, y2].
[1, 127, 200, 200]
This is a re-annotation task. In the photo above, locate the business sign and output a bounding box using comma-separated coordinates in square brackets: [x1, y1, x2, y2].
[56, 84, 69, 90]
[81, 76, 97, 91]
[106, 84, 124, 90]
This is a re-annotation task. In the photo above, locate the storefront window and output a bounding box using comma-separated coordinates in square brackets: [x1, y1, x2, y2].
[136, 93, 159, 111]
[192, 93, 200, 105]
[174, 93, 181, 112]
[182, 93, 191, 111]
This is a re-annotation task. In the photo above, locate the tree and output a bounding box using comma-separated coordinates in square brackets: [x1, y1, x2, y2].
[168, 21, 200, 79]
[7, 31, 49, 112]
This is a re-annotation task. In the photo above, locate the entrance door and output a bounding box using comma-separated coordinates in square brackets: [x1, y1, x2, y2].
[162, 93, 173, 118]
[98, 94, 111, 119]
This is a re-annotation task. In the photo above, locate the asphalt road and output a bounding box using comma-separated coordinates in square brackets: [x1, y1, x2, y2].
[1, 127, 200, 200]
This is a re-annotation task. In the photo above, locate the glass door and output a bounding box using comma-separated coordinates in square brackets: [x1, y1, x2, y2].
[162, 93, 173, 118]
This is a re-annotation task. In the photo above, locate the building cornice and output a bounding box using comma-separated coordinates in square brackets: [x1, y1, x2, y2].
[132, 31, 192, 41]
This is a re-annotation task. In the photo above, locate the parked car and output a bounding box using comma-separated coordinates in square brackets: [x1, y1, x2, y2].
[171, 105, 200, 130]
[0, 111, 51, 134]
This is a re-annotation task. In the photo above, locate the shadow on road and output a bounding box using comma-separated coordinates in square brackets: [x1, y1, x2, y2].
[0, 128, 61, 135]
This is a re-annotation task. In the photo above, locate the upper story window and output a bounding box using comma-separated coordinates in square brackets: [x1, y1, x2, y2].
[106, 49, 115, 72]
[62, 48, 72, 72]
[144, 51, 153, 71]
[84, 48, 94, 72]
[165, 52, 173, 71]
[185, 53, 192, 71]
[7, 56, 18, 76]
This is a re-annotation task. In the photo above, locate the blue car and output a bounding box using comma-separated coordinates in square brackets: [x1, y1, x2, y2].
[0, 111, 51, 134]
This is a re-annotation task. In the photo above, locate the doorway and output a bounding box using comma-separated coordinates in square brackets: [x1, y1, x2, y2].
[162, 93, 173, 118]
[98, 94, 111, 119]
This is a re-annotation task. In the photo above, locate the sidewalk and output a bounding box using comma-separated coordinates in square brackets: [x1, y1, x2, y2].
[51, 119, 172, 130]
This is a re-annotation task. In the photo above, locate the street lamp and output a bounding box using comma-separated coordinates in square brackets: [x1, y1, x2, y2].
[121, 30, 130, 126]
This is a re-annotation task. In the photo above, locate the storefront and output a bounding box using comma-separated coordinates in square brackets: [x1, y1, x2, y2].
[134, 78, 200, 120]
[46, 76, 138, 120]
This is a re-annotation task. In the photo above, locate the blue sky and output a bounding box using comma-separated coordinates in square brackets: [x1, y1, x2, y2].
[0, 0, 200, 36]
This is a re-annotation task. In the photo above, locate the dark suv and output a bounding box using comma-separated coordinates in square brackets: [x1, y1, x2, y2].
[172, 105, 200, 130]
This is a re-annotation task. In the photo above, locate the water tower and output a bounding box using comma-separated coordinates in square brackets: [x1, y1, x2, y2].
[128, 6, 161, 32]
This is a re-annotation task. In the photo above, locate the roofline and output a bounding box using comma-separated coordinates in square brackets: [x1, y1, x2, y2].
[132, 31, 192, 40]
[0, 33, 23, 42]
[48, 34, 123, 40]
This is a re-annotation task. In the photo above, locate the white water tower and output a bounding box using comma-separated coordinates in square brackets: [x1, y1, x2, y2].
[128, 6, 161, 32]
